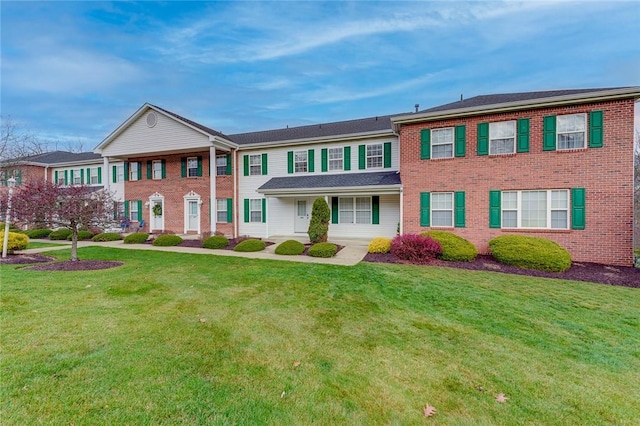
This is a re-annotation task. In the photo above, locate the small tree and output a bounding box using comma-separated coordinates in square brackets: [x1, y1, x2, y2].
[308, 197, 330, 243]
[10, 179, 116, 261]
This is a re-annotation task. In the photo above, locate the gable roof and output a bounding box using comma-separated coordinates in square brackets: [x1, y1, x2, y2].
[3, 150, 102, 167]
[391, 86, 640, 125]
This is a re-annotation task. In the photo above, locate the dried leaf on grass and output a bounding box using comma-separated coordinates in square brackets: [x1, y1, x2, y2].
[423, 404, 436, 417]
[293, 361, 301, 368]
[198, 318, 206, 323]
[495, 393, 508, 403]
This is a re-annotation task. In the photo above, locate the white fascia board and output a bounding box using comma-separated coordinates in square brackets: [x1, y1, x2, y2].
[236, 129, 396, 150]
[391, 87, 640, 125]
[210, 135, 238, 151]
[258, 184, 402, 197]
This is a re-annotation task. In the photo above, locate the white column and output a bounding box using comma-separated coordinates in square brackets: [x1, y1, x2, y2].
[103, 157, 110, 191]
[399, 187, 404, 235]
[209, 146, 217, 235]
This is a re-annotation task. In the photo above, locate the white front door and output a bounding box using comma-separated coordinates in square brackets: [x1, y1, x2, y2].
[151, 200, 163, 231]
[294, 199, 310, 233]
[187, 200, 199, 231]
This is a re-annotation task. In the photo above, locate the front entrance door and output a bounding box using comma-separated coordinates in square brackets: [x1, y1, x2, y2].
[150, 199, 164, 231]
[294, 198, 310, 233]
[187, 200, 199, 231]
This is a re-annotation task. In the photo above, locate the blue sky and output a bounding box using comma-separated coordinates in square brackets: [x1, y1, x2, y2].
[1, 1, 639, 151]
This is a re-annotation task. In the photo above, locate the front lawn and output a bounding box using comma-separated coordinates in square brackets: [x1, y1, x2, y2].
[25, 241, 67, 249]
[1, 247, 638, 424]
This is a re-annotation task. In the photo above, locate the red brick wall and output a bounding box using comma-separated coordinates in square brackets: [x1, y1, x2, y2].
[124, 151, 235, 236]
[399, 99, 636, 266]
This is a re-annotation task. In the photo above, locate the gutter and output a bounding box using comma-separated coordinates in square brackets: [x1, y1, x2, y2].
[235, 129, 396, 150]
[257, 184, 402, 197]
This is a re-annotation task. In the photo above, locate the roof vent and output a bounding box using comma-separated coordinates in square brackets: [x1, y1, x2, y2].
[146, 112, 158, 128]
[414, 104, 419, 113]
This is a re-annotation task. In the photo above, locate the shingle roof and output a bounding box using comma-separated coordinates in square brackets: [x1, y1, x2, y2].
[20, 151, 102, 164]
[258, 171, 401, 192]
[229, 114, 397, 146]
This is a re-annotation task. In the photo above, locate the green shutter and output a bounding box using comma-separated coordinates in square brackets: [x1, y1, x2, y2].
[86, 168, 90, 184]
[161, 160, 166, 179]
[16, 170, 22, 185]
[261, 153, 268, 175]
[287, 151, 294, 174]
[321, 148, 328, 172]
[137, 162, 142, 180]
[420, 129, 431, 159]
[344, 146, 351, 171]
[358, 144, 366, 169]
[137, 200, 143, 222]
[124, 163, 129, 181]
[571, 188, 586, 230]
[477, 122, 489, 156]
[420, 192, 430, 227]
[454, 191, 466, 228]
[197, 156, 203, 177]
[112, 165, 117, 183]
[308, 149, 315, 172]
[243, 155, 249, 176]
[227, 198, 233, 223]
[489, 190, 501, 228]
[543, 115, 557, 151]
[226, 154, 232, 175]
[124, 200, 129, 218]
[147, 161, 152, 179]
[589, 110, 603, 148]
[181, 157, 187, 178]
[261, 198, 266, 223]
[331, 197, 339, 224]
[80, 169, 84, 184]
[113, 201, 118, 220]
[383, 142, 391, 168]
[70, 170, 74, 184]
[243, 199, 249, 222]
[372, 196, 380, 225]
[54, 171, 58, 183]
[455, 125, 466, 157]
[517, 118, 530, 153]
[64, 170, 68, 185]
[97, 167, 102, 184]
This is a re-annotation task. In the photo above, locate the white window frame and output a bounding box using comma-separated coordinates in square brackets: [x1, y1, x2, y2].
[216, 199, 228, 223]
[116, 165, 124, 183]
[557, 113, 586, 150]
[294, 150, 308, 173]
[328, 147, 343, 171]
[249, 199, 262, 223]
[366, 143, 383, 169]
[152, 160, 162, 180]
[249, 155, 262, 176]
[187, 157, 198, 178]
[57, 172, 65, 186]
[431, 192, 454, 227]
[73, 169, 82, 185]
[501, 189, 569, 230]
[89, 167, 99, 184]
[129, 200, 139, 222]
[489, 121, 516, 155]
[216, 155, 227, 176]
[338, 197, 371, 224]
[431, 128, 454, 159]
[129, 162, 139, 181]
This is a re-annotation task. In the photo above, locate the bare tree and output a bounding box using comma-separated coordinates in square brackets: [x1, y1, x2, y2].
[9, 179, 116, 261]
[0, 116, 48, 163]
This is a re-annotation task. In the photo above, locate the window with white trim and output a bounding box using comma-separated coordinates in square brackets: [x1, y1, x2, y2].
[294, 150, 308, 173]
[431, 128, 454, 159]
[367, 144, 383, 168]
[489, 121, 516, 155]
[338, 197, 371, 224]
[249, 199, 262, 222]
[129, 162, 139, 181]
[90, 167, 99, 184]
[57, 172, 65, 185]
[501, 189, 569, 229]
[152, 161, 162, 180]
[557, 113, 586, 150]
[328, 147, 343, 171]
[216, 155, 227, 176]
[187, 157, 198, 178]
[73, 169, 82, 185]
[116, 165, 124, 183]
[129, 200, 139, 222]
[249, 155, 262, 176]
[431, 192, 454, 227]
[116, 202, 125, 220]
[216, 199, 228, 223]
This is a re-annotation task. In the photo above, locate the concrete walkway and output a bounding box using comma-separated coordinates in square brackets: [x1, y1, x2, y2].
[21, 238, 369, 266]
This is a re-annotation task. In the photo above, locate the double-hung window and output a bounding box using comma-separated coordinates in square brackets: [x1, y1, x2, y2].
[431, 128, 454, 159]
[57, 172, 65, 185]
[249, 199, 262, 222]
[129, 162, 139, 181]
[338, 197, 371, 224]
[501, 190, 569, 229]
[216, 199, 228, 223]
[129, 200, 139, 222]
[294, 150, 308, 173]
[152, 160, 162, 180]
[557, 113, 586, 150]
[116, 165, 124, 182]
[328, 147, 343, 171]
[366, 144, 383, 168]
[73, 169, 82, 185]
[187, 157, 198, 177]
[216, 155, 227, 176]
[249, 155, 262, 176]
[89, 168, 99, 184]
[489, 121, 516, 155]
[431, 192, 454, 227]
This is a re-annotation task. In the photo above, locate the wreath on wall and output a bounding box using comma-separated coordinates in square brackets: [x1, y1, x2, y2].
[152, 203, 162, 216]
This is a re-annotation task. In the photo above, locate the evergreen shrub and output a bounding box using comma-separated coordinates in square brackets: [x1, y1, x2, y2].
[49, 228, 72, 240]
[275, 240, 305, 255]
[0, 231, 29, 253]
[308, 197, 330, 243]
[422, 230, 478, 262]
[367, 237, 392, 254]
[26, 229, 53, 239]
[123, 232, 149, 244]
[308, 242, 337, 258]
[489, 235, 572, 272]
[152, 234, 183, 246]
[390, 234, 442, 262]
[203, 235, 229, 249]
[233, 239, 266, 252]
[92, 232, 122, 242]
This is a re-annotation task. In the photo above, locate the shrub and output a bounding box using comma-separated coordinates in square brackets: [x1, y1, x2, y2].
[275, 239, 305, 255]
[422, 230, 478, 262]
[25, 228, 53, 239]
[233, 239, 266, 252]
[92, 232, 122, 242]
[308, 242, 337, 258]
[368, 237, 392, 254]
[67, 230, 94, 241]
[308, 197, 330, 243]
[123, 232, 149, 244]
[390, 234, 442, 263]
[0, 231, 29, 253]
[152, 234, 183, 247]
[489, 235, 572, 272]
[203, 235, 229, 249]
[49, 228, 73, 240]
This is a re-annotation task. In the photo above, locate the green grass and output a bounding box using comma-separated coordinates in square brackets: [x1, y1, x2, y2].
[1, 247, 638, 425]
[25, 241, 67, 249]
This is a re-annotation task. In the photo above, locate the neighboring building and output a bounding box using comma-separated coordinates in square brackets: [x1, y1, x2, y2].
[391, 87, 640, 266]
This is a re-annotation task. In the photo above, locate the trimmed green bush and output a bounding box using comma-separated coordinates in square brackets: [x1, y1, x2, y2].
[308, 197, 330, 243]
[67, 230, 94, 241]
[308, 242, 337, 258]
[368, 237, 391, 254]
[275, 240, 305, 255]
[92, 232, 123, 242]
[49, 228, 72, 240]
[152, 234, 183, 247]
[422, 230, 478, 262]
[233, 239, 266, 252]
[203, 235, 229, 249]
[489, 235, 572, 272]
[123, 232, 149, 244]
[26, 229, 53, 239]
[0, 231, 29, 253]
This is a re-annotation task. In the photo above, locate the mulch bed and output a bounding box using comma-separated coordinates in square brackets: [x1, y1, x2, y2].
[0, 254, 123, 271]
[364, 253, 640, 288]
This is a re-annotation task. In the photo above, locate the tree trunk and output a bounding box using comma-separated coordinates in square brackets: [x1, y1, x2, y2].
[71, 228, 79, 261]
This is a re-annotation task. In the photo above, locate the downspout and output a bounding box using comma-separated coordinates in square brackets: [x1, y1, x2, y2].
[210, 146, 217, 236]
[233, 147, 238, 238]
[394, 124, 402, 236]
